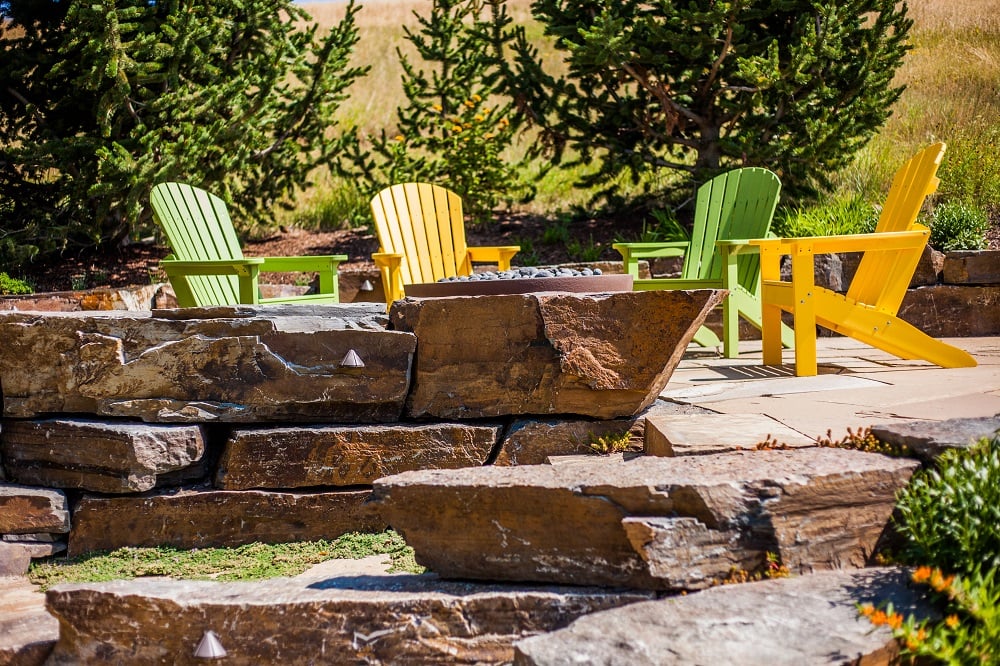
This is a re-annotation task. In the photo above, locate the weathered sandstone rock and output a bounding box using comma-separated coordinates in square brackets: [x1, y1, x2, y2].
[1, 419, 205, 493]
[0, 542, 31, 576]
[0, 575, 57, 666]
[216, 423, 501, 489]
[513, 568, 933, 666]
[943, 249, 1000, 284]
[0, 307, 413, 423]
[44, 566, 652, 665]
[872, 414, 1000, 461]
[0, 284, 163, 312]
[391, 290, 723, 419]
[495, 401, 714, 466]
[372, 449, 918, 590]
[899, 285, 1000, 336]
[68, 488, 383, 555]
[0, 485, 69, 535]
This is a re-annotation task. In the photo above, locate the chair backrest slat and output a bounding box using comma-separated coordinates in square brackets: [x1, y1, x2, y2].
[150, 182, 243, 306]
[846, 142, 945, 310]
[370, 183, 471, 285]
[682, 168, 781, 293]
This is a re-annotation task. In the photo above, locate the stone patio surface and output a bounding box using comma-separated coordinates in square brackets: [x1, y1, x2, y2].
[660, 336, 1000, 443]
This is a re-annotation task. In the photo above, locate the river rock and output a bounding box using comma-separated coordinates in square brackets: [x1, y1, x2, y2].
[513, 568, 933, 666]
[372, 448, 918, 591]
[390, 290, 723, 420]
[0, 307, 414, 423]
[68, 488, 383, 556]
[216, 423, 502, 489]
[44, 567, 652, 666]
[0, 485, 69, 535]
[1, 419, 205, 493]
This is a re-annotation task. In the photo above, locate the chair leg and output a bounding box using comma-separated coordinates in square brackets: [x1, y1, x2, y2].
[790, 250, 818, 376]
[692, 325, 722, 348]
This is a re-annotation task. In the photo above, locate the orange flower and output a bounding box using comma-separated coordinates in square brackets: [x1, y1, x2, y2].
[887, 613, 903, 630]
[912, 566, 932, 584]
[945, 614, 960, 628]
[859, 604, 876, 617]
[930, 570, 955, 592]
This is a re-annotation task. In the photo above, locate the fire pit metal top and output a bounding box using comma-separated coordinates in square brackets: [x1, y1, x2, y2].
[404, 274, 634, 298]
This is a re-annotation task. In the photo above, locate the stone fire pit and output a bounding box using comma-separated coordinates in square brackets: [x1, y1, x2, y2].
[404, 273, 633, 298]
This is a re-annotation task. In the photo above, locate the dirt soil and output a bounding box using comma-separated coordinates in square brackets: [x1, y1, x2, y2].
[14, 211, 647, 293]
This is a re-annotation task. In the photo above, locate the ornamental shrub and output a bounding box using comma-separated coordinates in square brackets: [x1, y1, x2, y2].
[928, 201, 989, 252]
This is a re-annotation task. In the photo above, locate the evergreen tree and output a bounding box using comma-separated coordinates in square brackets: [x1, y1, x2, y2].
[506, 0, 912, 199]
[350, 0, 527, 221]
[0, 0, 367, 268]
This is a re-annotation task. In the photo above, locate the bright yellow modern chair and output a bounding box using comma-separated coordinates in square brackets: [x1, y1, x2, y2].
[751, 142, 977, 376]
[369, 183, 520, 303]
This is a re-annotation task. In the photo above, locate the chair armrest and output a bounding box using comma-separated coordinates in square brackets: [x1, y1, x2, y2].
[372, 252, 405, 303]
[159, 257, 265, 277]
[750, 229, 928, 256]
[467, 246, 520, 270]
[258, 255, 347, 273]
[716, 239, 764, 257]
[613, 241, 689, 278]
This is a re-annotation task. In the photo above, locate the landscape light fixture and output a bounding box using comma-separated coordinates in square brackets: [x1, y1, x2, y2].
[360, 279, 375, 292]
[340, 349, 365, 368]
[193, 630, 227, 659]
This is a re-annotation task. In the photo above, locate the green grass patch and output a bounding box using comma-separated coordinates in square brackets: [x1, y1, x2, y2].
[28, 531, 423, 591]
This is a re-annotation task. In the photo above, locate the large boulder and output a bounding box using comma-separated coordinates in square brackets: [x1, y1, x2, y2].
[44, 567, 652, 665]
[68, 488, 383, 556]
[513, 568, 934, 666]
[390, 290, 723, 420]
[216, 423, 502, 489]
[0, 306, 414, 423]
[1, 419, 205, 493]
[372, 449, 918, 591]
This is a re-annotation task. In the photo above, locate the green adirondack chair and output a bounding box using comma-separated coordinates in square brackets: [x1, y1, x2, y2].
[614, 167, 794, 358]
[151, 182, 348, 307]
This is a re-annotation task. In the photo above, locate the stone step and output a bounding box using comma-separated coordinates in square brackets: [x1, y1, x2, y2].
[371, 448, 918, 591]
[0, 576, 57, 666]
[513, 568, 933, 666]
[872, 413, 1000, 461]
[42, 560, 652, 665]
[644, 412, 815, 456]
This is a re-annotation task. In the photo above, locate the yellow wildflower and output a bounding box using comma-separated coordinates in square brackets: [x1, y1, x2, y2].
[464, 100, 476, 108]
[472, 94, 482, 102]
[474, 115, 484, 122]
[433, 104, 443, 111]
[945, 614, 960, 628]
[484, 133, 494, 139]
[463, 122, 472, 129]
[394, 134, 405, 142]
[452, 125, 463, 133]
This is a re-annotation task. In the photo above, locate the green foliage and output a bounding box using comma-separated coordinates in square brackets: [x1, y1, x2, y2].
[566, 235, 602, 262]
[0, 0, 368, 269]
[895, 436, 1000, 575]
[290, 176, 372, 231]
[28, 531, 422, 591]
[937, 123, 1000, 210]
[872, 436, 1000, 663]
[505, 0, 912, 200]
[349, 0, 528, 222]
[928, 201, 989, 252]
[0, 272, 33, 295]
[775, 195, 880, 238]
[588, 430, 633, 456]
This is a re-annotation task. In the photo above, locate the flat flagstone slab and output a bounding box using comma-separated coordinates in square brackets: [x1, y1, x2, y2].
[68, 488, 384, 556]
[0, 575, 56, 666]
[215, 423, 502, 489]
[660, 373, 884, 404]
[644, 413, 815, 456]
[391, 290, 723, 419]
[371, 449, 918, 591]
[513, 568, 933, 666]
[43, 568, 652, 665]
[0, 308, 414, 423]
[1, 419, 206, 493]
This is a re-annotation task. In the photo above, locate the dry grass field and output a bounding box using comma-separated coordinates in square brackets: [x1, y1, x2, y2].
[299, 0, 1000, 218]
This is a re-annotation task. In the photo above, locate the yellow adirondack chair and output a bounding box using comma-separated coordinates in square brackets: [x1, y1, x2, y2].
[750, 142, 977, 376]
[369, 183, 520, 302]
[151, 182, 347, 307]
